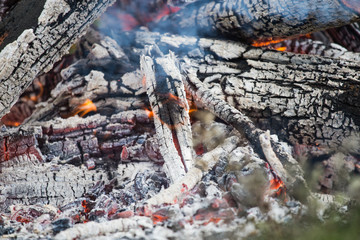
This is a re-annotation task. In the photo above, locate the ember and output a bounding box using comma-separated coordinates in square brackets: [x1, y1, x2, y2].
[251, 37, 288, 47]
[1, 0, 360, 239]
[27, 79, 44, 103]
[269, 177, 286, 199]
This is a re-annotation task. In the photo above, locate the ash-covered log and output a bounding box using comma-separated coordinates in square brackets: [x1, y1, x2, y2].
[154, 0, 360, 43]
[0, 0, 116, 119]
[141, 48, 194, 182]
[127, 29, 360, 150]
[1, 2, 360, 239]
[0, 110, 163, 210]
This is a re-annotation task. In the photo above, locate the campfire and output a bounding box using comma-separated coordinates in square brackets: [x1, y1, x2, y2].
[1, 0, 360, 239]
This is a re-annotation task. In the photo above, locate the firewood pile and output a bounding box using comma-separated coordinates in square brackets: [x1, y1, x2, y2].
[1, 0, 360, 239]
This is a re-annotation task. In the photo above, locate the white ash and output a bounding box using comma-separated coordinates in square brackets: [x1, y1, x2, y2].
[246, 207, 265, 223]
[267, 198, 291, 223]
[38, 0, 70, 24]
[88, 44, 110, 60]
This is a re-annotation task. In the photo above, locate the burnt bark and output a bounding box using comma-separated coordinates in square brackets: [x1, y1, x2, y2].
[129, 30, 360, 149]
[0, 8, 359, 237]
[154, 0, 360, 43]
[0, 34, 165, 210]
[0, 0, 116, 119]
[0, 109, 162, 210]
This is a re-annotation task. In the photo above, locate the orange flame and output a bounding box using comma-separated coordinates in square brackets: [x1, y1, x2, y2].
[143, 93, 191, 129]
[70, 99, 97, 117]
[145, 108, 154, 118]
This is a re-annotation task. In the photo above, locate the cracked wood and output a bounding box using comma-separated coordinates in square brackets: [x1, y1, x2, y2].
[0, 0, 116, 119]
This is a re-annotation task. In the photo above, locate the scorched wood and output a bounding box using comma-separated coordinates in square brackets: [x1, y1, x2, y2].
[0, 110, 163, 210]
[141, 48, 194, 182]
[125, 29, 360, 150]
[154, 0, 360, 43]
[0, 0, 116, 119]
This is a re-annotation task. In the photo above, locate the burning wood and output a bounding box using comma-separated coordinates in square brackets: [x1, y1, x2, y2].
[154, 0, 360, 42]
[67, 99, 97, 118]
[1, 0, 360, 239]
[141, 48, 194, 182]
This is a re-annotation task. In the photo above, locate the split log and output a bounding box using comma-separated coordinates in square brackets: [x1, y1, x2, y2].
[0, 0, 116, 119]
[141, 48, 194, 182]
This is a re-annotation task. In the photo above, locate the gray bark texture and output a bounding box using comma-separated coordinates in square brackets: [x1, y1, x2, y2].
[154, 0, 360, 42]
[141, 50, 194, 183]
[0, 0, 116, 119]
[130, 29, 360, 149]
[0, 0, 359, 214]
[0, 35, 165, 210]
[0, 110, 162, 210]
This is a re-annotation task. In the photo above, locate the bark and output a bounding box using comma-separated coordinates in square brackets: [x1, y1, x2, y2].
[129, 29, 360, 149]
[141, 49, 194, 182]
[154, 0, 360, 42]
[313, 23, 360, 53]
[271, 38, 360, 61]
[0, 0, 116, 119]
[0, 110, 161, 210]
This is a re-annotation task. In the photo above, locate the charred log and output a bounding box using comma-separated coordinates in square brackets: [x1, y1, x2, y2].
[154, 0, 360, 43]
[0, 0, 116, 120]
[0, 110, 163, 211]
[127, 29, 360, 150]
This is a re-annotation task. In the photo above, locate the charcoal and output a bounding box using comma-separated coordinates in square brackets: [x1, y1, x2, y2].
[52, 218, 71, 235]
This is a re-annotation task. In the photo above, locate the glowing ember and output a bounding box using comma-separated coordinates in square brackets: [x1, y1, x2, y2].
[269, 176, 286, 199]
[265, 163, 287, 199]
[1, 120, 21, 127]
[251, 38, 288, 47]
[153, 5, 181, 21]
[274, 46, 287, 52]
[152, 214, 169, 224]
[70, 99, 97, 117]
[117, 13, 139, 31]
[203, 217, 222, 225]
[81, 200, 92, 214]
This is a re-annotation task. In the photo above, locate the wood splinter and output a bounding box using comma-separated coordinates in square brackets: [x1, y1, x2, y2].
[140, 48, 194, 183]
